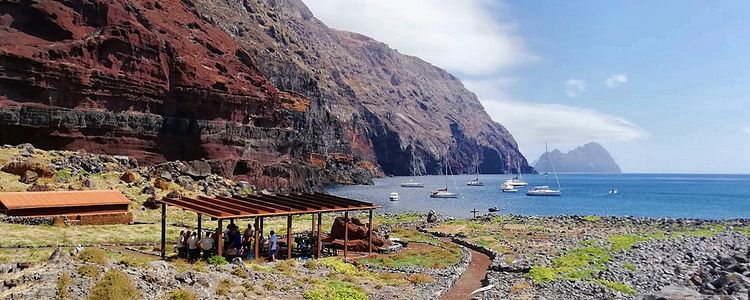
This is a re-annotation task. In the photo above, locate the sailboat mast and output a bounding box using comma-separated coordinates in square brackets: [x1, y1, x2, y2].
[546, 143, 561, 190]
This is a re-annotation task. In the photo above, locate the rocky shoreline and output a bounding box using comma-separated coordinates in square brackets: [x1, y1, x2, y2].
[425, 215, 750, 300]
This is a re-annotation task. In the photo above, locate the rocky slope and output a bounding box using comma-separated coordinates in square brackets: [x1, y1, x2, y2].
[191, 0, 532, 176]
[534, 142, 621, 173]
[0, 0, 375, 190]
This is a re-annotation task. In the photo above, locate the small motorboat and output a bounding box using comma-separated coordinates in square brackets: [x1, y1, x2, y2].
[608, 188, 619, 194]
[466, 178, 484, 186]
[526, 185, 561, 197]
[488, 207, 500, 213]
[388, 192, 400, 201]
[400, 179, 424, 188]
[430, 188, 459, 198]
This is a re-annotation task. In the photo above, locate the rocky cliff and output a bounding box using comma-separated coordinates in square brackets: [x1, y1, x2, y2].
[534, 142, 621, 173]
[0, 0, 531, 191]
[0, 0, 374, 191]
[192, 0, 532, 175]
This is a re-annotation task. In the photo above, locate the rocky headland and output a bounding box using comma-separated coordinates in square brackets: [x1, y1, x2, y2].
[535, 142, 622, 173]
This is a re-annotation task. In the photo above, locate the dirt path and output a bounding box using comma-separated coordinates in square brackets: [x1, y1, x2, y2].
[439, 237, 492, 300]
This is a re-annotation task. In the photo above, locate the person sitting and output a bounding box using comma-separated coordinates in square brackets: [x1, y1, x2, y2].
[175, 230, 186, 259]
[182, 231, 192, 260]
[268, 230, 278, 262]
[226, 226, 242, 258]
[187, 231, 200, 262]
[200, 232, 214, 259]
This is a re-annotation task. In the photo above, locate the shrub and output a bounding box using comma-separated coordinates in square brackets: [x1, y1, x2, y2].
[215, 279, 232, 296]
[263, 280, 278, 290]
[77, 248, 109, 265]
[54, 169, 73, 182]
[56, 273, 71, 300]
[230, 266, 248, 278]
[406, 274, 433, 284]
[205, 255, 228, 265]
[582, 215, 601, 222]
[304, 259, 321, 270]
[77, 265, 100, 278]
[164, 289, 198, 300]
[192, 261, 207, 272]
[87, 270, 140, 300]
[303, 280, 367, 300]
[319, 258, 360, 275]
[622, 262, 637, 272]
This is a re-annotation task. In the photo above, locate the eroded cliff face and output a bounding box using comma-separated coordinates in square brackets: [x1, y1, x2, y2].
[193, 0, 533, 175]
[0, 0, 375, 190]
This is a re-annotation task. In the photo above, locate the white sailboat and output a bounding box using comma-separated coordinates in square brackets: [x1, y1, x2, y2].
[431, 152, 459, 198]
[401, 150, 424, 188]
[503, 158, 528, 187]
[500, 182, 518, 193]
[527, 143, 561, 197]
[466, 163, 484, 186]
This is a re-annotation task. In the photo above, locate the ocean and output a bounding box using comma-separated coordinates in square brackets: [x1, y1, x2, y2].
[327, 173, 750, 219]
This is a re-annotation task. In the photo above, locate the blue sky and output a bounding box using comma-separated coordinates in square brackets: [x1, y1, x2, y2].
[303, 0, 749, 173]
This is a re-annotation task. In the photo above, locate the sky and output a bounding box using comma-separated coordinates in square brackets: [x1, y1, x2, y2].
[302, 0, 750, 174]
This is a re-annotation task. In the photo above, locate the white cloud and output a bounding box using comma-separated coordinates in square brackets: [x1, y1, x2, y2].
[743, 127, 750, 135]
[302, 0, 535, 76]
[465, 79, 648, 157]
[605, 74, 628, 88]
[565, 79, 587, 98]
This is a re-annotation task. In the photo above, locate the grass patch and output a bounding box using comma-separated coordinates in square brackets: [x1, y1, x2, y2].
[510, 281, 531, 293]
[388, 227, 436, 243]
[163, 289, 198, 300]
[77, 265, 100, 278]
[87, 270, 140, 300]
[117, 255, 153, 268]
[359, 243, 461, 269]
[527, 266, 557, 283]
[230, 266, 248, 278]
[0, 223, 182, 247]
[675, 224, 725, 237]
[275, 259, 296, 275]
[56, 273, 72, 300]
[406, 273, 433, 284]
[0, 248, 55, 263]
[597, 279, 636, 295]
[303, 279, 367, 300]
[582, 215, 601, 222]
[320, 258, 361, 275]
[77, 248, 109, 265]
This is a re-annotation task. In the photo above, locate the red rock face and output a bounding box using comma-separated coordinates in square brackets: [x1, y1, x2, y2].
[0, 0, 374, 190]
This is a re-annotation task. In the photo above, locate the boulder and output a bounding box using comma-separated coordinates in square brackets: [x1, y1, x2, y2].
[154, 178, 170, 190]
[82, 178, 95, 189]
[120, 170, 138, 183]
[143, 196, 159, 210]
[180, 160, 212, 178]
[26, 184, 52, 192]
[19, 171, 38, 184]
[166, 191, 182, 199]
[639, 285, 703, 300]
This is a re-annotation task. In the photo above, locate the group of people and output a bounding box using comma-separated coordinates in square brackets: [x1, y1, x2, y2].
[175, 223, 279, 262]
[175, 230, 215, 262]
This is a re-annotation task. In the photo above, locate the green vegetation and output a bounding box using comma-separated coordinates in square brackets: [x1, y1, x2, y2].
[674, 224, 725, 237]
[607, 234, 648, 252]
[596, 279, 636, 295]
[87, 270, 140, 300]
[77, 265, 101, 278]
[622, 262, 638, 272]
[164, 289, 198, 300]
[54, 169, 73, 182]
[56, 273, 72, 300]
[77, 248, 109, 265]
[303, 279, 367, 300]
[206, 255, 228, 265]
[527, 266, 557, 283]
[320, 257, 361, 275]
[215, 279, 232, 296]
[582, 215, 601, 222]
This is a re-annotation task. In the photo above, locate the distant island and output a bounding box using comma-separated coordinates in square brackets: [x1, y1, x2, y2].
[534, 142, 622, 173]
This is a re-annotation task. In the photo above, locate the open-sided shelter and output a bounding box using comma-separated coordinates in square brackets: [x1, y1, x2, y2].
[157, 192, 380, 259]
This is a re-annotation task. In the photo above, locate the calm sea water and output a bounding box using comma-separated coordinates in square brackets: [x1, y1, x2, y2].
[327, 174, 750, 219]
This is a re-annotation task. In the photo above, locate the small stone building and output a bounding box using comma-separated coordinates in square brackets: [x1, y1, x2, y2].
[0, 190, 132, 225]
